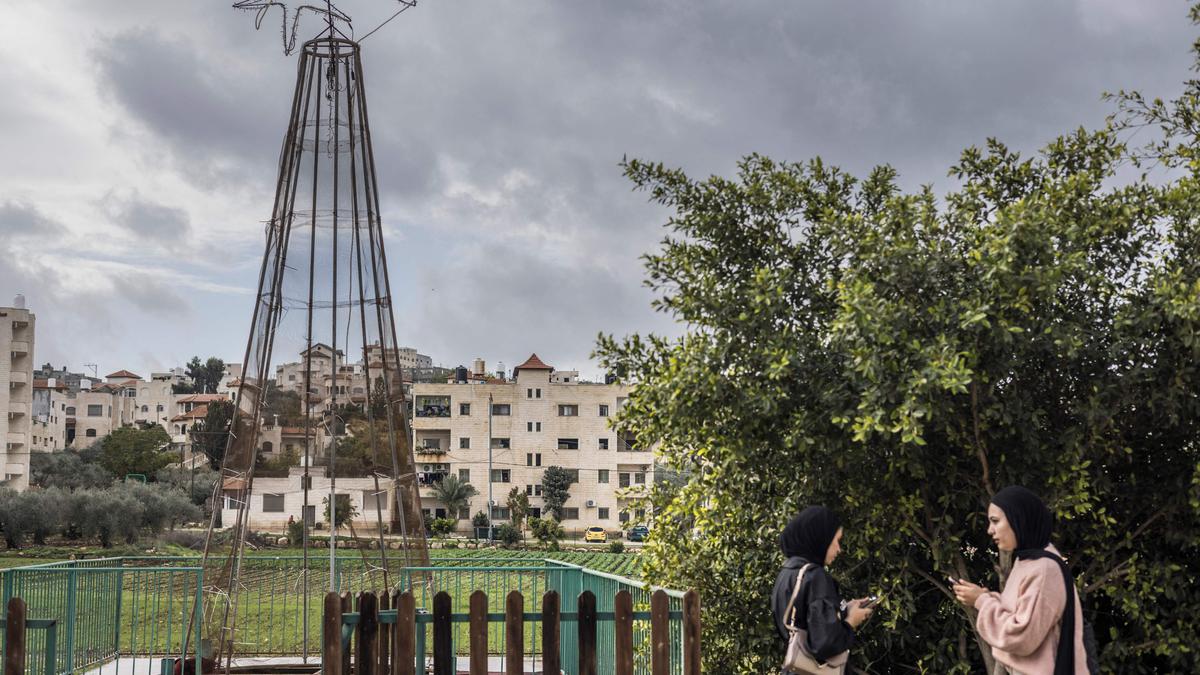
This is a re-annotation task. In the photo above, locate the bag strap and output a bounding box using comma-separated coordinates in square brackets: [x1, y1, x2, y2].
[783, 563, 817, 634]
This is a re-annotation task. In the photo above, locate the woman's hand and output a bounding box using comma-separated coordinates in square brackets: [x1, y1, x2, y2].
[845, 599, 874, 628]
[952, 579, 987, 607]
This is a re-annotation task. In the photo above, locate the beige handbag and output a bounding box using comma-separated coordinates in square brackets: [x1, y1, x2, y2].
[782, 564, 849, 674]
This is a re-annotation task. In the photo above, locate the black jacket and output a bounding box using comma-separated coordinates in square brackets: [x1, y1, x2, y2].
[771, 556, 857, 662]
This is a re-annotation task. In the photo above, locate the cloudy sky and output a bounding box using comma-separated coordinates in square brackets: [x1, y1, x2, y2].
[1, 0, 1194, 379]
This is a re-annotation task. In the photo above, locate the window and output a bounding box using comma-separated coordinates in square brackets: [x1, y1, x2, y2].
[525, 484, 534, 496]
[422, 438, 441, 450]
[527, 422, 532, 432]
[262, 441, 274, 454]
[353, 387, 364, 394]
[619, 511, 630, 523]
[536, 388, 542, 399]
[527, 388, 534, 399]
[535, 453, 542, 467]
[262, 494, 286, 512]
[492, 507, 511, 520]
[491, 469, 511, 483]
[529, 507, 542, 518]
[87, 404, 103, 417]
[491, 438, 510, 449]
[634, 472, 646, 485]
[458, 469, 470, 482]
[85, 429, 97, 437]
[288, 374, 296, 381]
[526, 452, 542, 466]
[598, 507, 610, 520]
[459, 437, 470, 449]
[565, 469, 580, 482]
[563, 508, 579, 520]
[141, 405, 149, 412]
[362, 490, 387, 511]
[599, 438, 609, 450]
[558, 404, 578, 417]
[598, 470, 609, 484]
[459, 403, 471, 416]
[619, 473, 630, 488]
[458, 508, 470, 520]
[156, 404, 164, 412]
[599, 404, 609, 417]
[557, 438, 579, 450]
[491, 404, 511, 416]
[536, 422, 541, 432]
[65, 406, 75, 416]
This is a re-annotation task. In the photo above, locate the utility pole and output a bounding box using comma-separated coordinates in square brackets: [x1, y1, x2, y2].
[487, 392, 494, 541]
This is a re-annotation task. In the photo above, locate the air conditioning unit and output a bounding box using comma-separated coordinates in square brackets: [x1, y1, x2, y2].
[585, 500, 596, 508]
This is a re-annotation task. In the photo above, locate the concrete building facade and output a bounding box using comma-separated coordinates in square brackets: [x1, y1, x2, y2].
[1, 300, 34, 489]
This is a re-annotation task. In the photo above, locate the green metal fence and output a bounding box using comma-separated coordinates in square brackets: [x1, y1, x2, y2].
[0, 556, 683, 675]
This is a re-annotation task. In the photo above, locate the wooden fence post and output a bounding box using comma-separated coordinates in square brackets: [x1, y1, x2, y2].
[504, 591, 523, 675]
[4, 597, 25, 675]
[378, 591, 390, 675]
[614, 590, 633, 675]
[683, 590, 701, 675]
[578, 590, 597, 675]
[357, 592, 378, 675]
[322, 592, 342, 675]
[650, 590, 670, 675]
[468, 591, 488, 675]
[341, 592, 353, 675]
[392, 591, 414, 675]
[542, 591, 560, 675]
[432, 592, 452, 675]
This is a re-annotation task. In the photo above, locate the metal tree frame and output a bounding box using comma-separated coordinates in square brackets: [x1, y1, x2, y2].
[194, 35, 429, 669]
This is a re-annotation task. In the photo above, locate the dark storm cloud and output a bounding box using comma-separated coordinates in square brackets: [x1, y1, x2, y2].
[0, 202, 63, 239]
[102, 191, 191, 246]
[15, 0, 1200, 373]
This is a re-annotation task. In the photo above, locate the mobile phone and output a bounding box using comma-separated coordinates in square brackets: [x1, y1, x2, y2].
[946, 576, 961, 586]
[863, 595, 880, 607]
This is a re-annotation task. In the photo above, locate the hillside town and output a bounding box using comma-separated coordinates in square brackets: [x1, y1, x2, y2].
[1, 296, 648, 535]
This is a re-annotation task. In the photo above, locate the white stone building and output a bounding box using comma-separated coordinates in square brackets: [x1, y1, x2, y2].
[411, 354, 652, 534]
[1, 299, 34, 489]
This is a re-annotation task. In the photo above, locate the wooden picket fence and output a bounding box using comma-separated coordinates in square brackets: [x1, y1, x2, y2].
[324, 588, 701, 675]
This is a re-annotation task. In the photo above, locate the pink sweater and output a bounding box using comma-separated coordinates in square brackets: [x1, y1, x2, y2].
[973, 546, 1088, 674]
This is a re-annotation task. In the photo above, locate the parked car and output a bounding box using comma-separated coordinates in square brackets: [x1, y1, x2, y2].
[584, 526, 608, 543]
[626, 525, 649, 542]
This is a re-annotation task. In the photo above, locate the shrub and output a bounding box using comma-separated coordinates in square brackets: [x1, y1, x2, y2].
[495, 523, 522, 548]
[529, 516, 564, 550]
[430, 517, 457, 537]
[287, 518, 305, 547]
[608, 541, 625, 554]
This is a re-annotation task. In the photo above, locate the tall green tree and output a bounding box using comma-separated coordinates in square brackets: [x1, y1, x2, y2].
[430, 474, 477, 520]
[99, 426, 174, 479]
[323, 494, 358, 531]
[506, 486, 530, 534]
[596, 33, 1200, 674]
[540, 466, 575, 520]
[179, 356, 226, 394]
[192, 400, 234, 470]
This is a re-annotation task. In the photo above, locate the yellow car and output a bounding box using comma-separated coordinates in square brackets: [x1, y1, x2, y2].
[584, 526, 608, 543]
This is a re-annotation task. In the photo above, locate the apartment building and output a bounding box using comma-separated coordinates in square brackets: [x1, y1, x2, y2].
[0, 298, 34, 489]
[31, 378, 69, 451]
[412, 354, 652, 533]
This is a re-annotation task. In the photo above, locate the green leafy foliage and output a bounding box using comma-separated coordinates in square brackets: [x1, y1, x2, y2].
[596, 41, 1200, 671]
[529, 516, 565, 551]
[30, 450, 112, 490]
[193, 400, 234, 470]
[495, 523, 522, 548]
[506, 486, 530, 533]
[99, 425, 174, 478]
[430, 474, 478, 520]
[322, 494, 358, 531]
[540, 466, 575, 520]
[430, 517, 457, 537]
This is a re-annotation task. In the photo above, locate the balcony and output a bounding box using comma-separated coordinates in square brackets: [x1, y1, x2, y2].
[9, 341, 28, 356]
[414, 395, 451, 418]
[6, 432, 25, 447]
[8, 372, 27, 386]
[7, 402, 27, 417]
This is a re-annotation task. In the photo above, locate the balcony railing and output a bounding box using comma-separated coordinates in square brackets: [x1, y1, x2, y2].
[415, 404, 451, 417]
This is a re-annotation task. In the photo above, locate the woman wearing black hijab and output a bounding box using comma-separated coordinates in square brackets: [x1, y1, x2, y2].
[772, 506, 873, 671]
[953, 486, 1088, 674]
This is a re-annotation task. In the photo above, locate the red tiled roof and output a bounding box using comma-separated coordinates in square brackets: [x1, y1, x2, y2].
[106, 370, 142, 379]
[171, 405, 210, 422]
[176, 393, 229, 404]
[223, 477, 247, 490]
[513, 353, 553, 375]
[32, 379, 68, 390]
[281, 426, 315, 436]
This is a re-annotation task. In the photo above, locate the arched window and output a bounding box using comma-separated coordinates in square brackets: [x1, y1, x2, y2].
[66, 406, 76, 416]
[141, 405, 149, 412]
[85, 429, 97, 437]
[262, 441, 274, 454]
